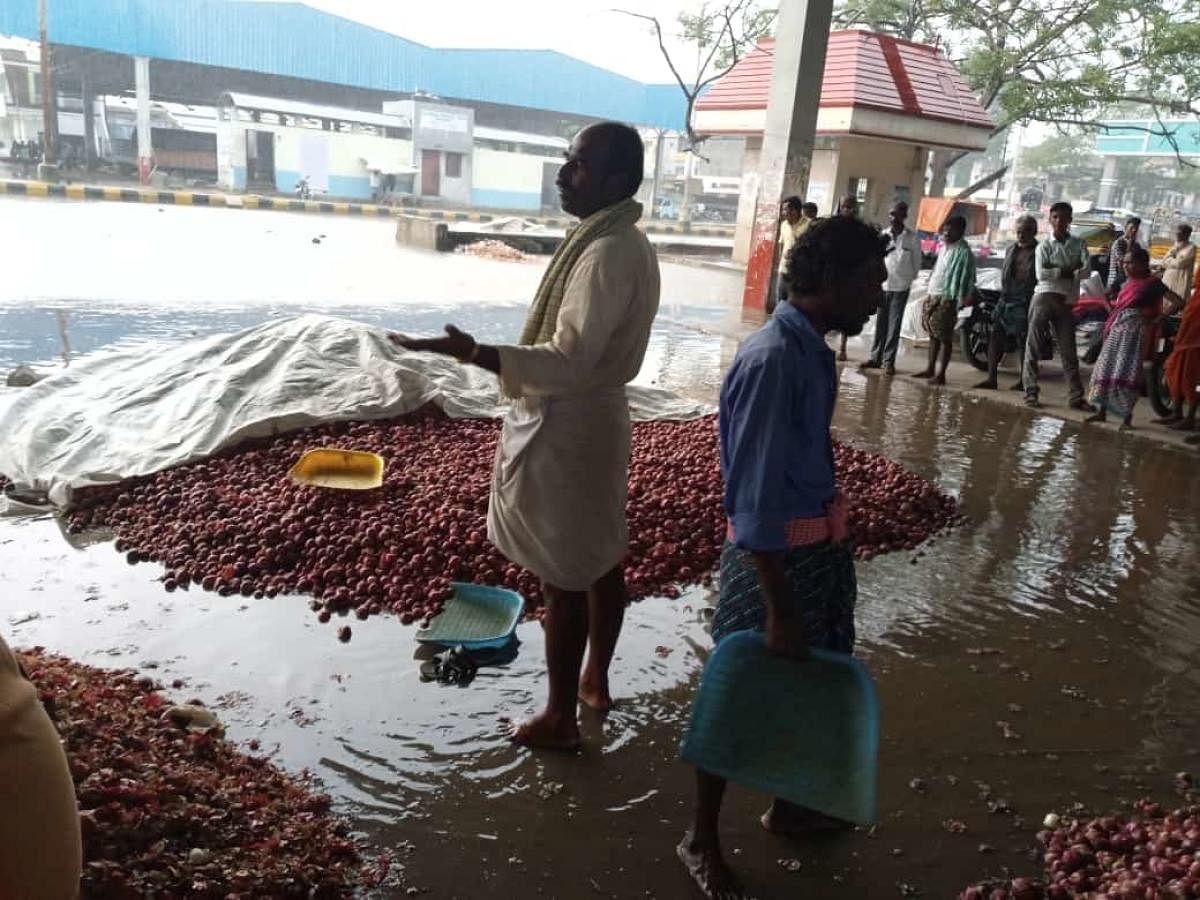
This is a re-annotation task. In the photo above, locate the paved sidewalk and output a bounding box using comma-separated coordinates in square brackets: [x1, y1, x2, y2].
[840, 335, 1199, 454]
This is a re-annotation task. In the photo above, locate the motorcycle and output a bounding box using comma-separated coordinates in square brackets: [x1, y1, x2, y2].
[294, 176, 312, 200]
[958, 281, 1112, 371]
[957, 286, 1009, 371]
[1148, 313, 1182, 418]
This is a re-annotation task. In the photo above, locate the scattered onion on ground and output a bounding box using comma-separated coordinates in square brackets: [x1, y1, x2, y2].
[57, 411, 959, 629]
[20, 649, 391, 897]
[959, 798, 1200, 899]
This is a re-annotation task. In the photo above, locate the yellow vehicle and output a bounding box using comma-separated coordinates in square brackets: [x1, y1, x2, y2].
[1070, 211, 1173, 283]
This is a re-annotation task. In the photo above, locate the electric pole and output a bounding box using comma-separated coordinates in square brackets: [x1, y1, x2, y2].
[38, 0, 59, 176]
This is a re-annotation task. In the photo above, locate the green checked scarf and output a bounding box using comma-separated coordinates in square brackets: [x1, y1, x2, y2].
[518, 197, 643, 345]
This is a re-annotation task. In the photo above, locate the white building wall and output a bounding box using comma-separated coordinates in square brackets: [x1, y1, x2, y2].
[216, 114, 413, 199]
[472, 147, 559, 210]
[831, 136, 928, 224]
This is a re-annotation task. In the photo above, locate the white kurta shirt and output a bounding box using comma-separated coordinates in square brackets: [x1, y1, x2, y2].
[488, 224, 661, 590]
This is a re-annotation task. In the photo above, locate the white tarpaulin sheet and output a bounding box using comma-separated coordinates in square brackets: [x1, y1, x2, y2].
[0, 315, 710, 509]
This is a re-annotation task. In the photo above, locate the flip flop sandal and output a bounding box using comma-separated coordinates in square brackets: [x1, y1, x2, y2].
[419, 657, 443, 683]
[443, 646, 480, 682]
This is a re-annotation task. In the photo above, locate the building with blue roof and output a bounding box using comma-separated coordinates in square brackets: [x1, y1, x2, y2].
[0, 0, 686, 130]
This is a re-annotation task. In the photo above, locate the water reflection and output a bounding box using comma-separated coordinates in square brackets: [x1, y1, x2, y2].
[835, 371, 1200, 686]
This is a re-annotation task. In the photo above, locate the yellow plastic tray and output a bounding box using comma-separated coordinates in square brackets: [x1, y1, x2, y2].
[288, 448, 384, 490]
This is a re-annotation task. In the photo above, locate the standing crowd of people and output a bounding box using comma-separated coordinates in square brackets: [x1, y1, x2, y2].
[5, 139, 44, 178]
[784, 194, 1200, 439]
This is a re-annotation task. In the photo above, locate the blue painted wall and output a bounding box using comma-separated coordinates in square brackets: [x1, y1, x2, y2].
[275, 170, 371, 200]
[0, 0, 686, 129]
[471, 188, 542, 211]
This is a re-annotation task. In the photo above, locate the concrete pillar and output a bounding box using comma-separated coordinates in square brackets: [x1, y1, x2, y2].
[1097, 156, 1119, 208]
[741, 0, 835, 312]
[81, 67, 96, 171]
[37, 0, 59, 179]
[648, 129, 666, 218]
[134, 55, 152, 185]
[733, 137, 762, 264]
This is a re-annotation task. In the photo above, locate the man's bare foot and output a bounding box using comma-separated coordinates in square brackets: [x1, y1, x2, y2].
[677, 832, 752, 900]
[505, 711, 581, 751]
[578, 673, 613, 713]
[1084, 412, 1106, 424]
[761, 800, 854, 836]
[911, 369, 934, 379]
[973, 378, 998, 390]
[884, 365, 896, 376]
[931, 373, 947, 386]
[858, 359, 881, 371]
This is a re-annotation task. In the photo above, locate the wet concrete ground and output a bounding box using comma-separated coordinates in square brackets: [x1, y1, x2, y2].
[3, 198, 1200, 898]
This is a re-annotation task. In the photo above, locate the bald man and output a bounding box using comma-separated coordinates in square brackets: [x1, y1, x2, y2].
[395, 122, 661, 750]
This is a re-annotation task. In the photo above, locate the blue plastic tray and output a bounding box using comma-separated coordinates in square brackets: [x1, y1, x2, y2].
[680, 630, 880, 825]
[415, 582, 524, 650]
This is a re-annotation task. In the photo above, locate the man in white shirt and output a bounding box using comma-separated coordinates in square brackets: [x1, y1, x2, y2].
[861, 201, 921, 375]
[395, 122, 661, 750]
[1158, 223, 1195, 300]
[771, 196, 806, 313]
[1023, 201, 1095, 411]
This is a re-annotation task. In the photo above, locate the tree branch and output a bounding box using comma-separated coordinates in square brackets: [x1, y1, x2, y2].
[613, 10, 693, 99]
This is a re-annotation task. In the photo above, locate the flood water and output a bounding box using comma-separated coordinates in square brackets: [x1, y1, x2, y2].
[2, 197, 1200, 898]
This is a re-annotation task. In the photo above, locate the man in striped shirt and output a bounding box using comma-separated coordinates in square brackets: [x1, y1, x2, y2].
[1107, 216, 1142, 297]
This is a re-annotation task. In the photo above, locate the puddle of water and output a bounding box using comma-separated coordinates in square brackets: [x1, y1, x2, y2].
[4, 370, 1199, 896]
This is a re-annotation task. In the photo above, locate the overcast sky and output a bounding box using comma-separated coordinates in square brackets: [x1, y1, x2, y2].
[299, 0, 710, 83]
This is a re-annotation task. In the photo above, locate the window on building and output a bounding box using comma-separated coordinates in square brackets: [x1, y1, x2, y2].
[445, 152, 463, 178]
[848, 177, 870, 205]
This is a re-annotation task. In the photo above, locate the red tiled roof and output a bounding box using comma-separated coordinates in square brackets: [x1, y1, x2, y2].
[695, 30, 992, 130]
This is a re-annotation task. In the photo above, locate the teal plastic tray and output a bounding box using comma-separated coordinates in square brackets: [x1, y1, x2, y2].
[680, 630, 880, 825]
[415, 582, 524, 650]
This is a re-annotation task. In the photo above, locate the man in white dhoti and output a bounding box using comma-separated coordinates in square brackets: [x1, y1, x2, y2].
[393, 122, 661, 750]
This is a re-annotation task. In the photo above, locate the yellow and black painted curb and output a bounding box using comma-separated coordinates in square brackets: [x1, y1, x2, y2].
[1, 179, 394, 217]
[1, 178, 735, 235]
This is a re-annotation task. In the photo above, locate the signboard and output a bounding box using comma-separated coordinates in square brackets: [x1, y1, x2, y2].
[414, 103, 473, 153]
[700, 176, 742, 195]
[419, 109, 468, 134]
[807, 181, 831, 213]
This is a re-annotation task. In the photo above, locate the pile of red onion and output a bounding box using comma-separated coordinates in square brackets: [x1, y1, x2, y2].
[20, 649, 390, 896]
[60, 411, 958, 629]
[960, 800, 1200, 899]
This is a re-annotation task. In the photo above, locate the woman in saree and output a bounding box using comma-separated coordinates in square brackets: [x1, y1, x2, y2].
[1159, 257, 1200, 431]
[1085, 246, 1182, 428]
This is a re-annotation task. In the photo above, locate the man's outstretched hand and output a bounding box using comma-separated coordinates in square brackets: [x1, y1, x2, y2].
[389, 324, 476, 360]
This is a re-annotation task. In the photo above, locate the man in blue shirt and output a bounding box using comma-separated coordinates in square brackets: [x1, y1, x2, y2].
[678, 216, 886, 899]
